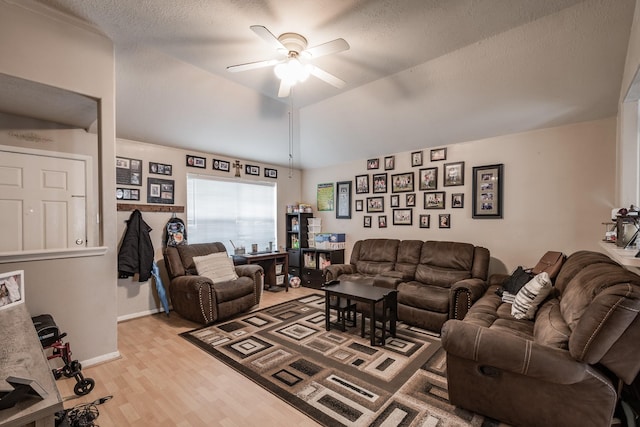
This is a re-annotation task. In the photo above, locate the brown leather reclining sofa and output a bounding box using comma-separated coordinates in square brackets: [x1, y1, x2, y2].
[163, 242, 263, 324]
[324, 238, 490, 331]
[441, 250, 640, 427]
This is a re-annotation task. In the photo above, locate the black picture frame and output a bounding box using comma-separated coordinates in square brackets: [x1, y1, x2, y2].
[444, 161, 465, 186]
[393, 208, 413, 225]
[366, 196, 384, 213]
[391, 172, 414, 193]
[472, 163, 504, 219]
[367, 158, 380, 170]
[372, 173, 387, 193]
[336, 181, 352, 219]
[116, 156, 142, 186]
[355, 174, 370, 194]
[364, 216, 372, 228]
[378, 215, 387, 228]
[430, 147, 447, 161]
[452, 193, 464, 208]
[116, 187, 140, 201]
[264, 168, 278, 179]
[186, 155, 206, 168]
[147, 178, 174, 204]
[213, 159, 230, 172]
[419, 214, 430, 228]
[439, 213, 451, 228]
[411, 151, 423, 167]
[149, 162, 172, 176]
[390, 194, 400, 207]
[424, 191, 446, 209]
[245, 164, 260, 176]
[384, 156, 395, 170]
[406, 193, 416, 207]
[419, 167, 438, 191]
[355, 200, 364, 211]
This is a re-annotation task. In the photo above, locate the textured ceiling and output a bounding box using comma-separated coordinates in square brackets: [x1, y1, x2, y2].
[18, 0, 637, 168]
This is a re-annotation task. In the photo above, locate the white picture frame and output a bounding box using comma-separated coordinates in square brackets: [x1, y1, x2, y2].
[0, 270, 24, 311]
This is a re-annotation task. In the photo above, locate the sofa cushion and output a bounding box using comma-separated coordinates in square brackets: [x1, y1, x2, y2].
[352, 239, 399, 276]
[512, 272, 552, 320]
[193, 252, 238, 283]
[394, 240, 423, 280]
[177, 242, 227, 274]
[397, 282, 450, 313]
[533, 299, 570, 349]
[414, 241, 474, 287]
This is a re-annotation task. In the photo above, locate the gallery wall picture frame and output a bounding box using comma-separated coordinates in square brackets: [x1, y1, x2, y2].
[424, 191, 446, 209]
[430, 147, 447, 161]
[355, 174, 370, 194]
[391, 172, 414, 193]
[317, 183, 335, 211]
[149, 162, 172, 176]
[472, 163, 504, 219]
[393, 208, 413, 225]
[336, 181, 352, 219]
[444, 161, 465, 186]
[439, 213, 451, 228]
[372, 173, 388, 193]
[411, 151, 423, 167]
[355, 199, 364, 211]
[116, 156, 142, 186]
[384, 156, 395, 170]
[406, 193, 416, 207]
[390, 194, 400, 207]
[378, 215, 387, 228]
[245, 164, 260, 176]
[419, 167, 438, 191]
[116, 187, 140, 201]
[364, 216, 372, 228]
[419, 214, 431, 228]
[366, 196, 384, 213]
[213, 159, 230, 172]
[186, 155, 206, 168]
[147, 178, 175, 204]
[264, 168, 278, 179]
[0, 270, 24, 311]
[452, 193, 464, 208]
[367, 158, 380, 170]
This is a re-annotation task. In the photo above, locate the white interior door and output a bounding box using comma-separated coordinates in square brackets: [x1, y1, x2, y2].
[0, 150, 86, 252]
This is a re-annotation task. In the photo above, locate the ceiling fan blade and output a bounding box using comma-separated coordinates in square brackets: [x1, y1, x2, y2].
[278, 80, 292, 98]
[310, 66, 346, 89]
[250, 25, 287, 51]
[227, 59, 282, 73]
[304, 38, 350, 58]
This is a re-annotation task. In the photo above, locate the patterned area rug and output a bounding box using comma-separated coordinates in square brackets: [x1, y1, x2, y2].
[181, 294, 502, 427]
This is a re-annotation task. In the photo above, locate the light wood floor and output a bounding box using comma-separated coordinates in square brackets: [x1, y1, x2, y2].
[56, 286, 323, 427]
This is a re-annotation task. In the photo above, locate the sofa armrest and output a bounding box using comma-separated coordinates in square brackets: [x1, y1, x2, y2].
[235, 264, 264, 304]
[441, 320, 593, 385]
[373, 272, 402, 289]
[449, 278, 489, 320]
[324, 264, 355, 282]
[170, 275, 218, 323]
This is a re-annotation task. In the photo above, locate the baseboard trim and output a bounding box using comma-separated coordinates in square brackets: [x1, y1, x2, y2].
[117, 307, 166, 322]
[81, 351, 121, 368]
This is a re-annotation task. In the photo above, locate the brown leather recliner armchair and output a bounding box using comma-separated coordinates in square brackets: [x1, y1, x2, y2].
[163, 242, 263, 324]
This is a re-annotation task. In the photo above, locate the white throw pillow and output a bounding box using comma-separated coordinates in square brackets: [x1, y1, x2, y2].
[193, 252, 238, 283]
[511, 272, 552, 320]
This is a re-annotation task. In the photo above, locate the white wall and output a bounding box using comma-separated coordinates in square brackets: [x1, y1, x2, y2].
[302, 118, 616, 276]
[115, 138, 302, 319]
[0, 1, 117, 364]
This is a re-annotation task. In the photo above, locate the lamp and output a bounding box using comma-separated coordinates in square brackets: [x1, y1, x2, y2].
[274, 56, 312, 85]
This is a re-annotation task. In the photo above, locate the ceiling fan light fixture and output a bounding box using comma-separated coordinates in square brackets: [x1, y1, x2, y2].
[274, 58, 312, 84]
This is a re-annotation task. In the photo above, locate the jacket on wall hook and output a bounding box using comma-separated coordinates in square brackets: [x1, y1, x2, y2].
[117, 209, 154, 282]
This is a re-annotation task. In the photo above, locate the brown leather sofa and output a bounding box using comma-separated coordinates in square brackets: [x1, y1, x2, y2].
[163, 242, 263, 324]
[441, 250, 640, 427]
[324, 239, 490, 332]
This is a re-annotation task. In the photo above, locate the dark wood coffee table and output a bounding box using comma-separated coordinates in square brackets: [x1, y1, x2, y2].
[321, 280, 397, 346]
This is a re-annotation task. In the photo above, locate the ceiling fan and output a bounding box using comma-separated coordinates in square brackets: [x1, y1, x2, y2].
[227, 25, 350, 98]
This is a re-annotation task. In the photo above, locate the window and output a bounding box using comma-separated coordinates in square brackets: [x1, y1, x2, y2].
[187, 175, 277, 254]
